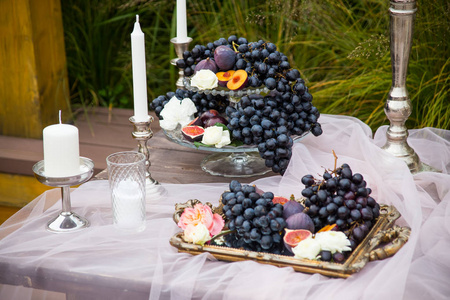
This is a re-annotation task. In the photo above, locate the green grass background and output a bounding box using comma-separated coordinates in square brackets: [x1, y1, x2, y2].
[61, 0, 449, 131]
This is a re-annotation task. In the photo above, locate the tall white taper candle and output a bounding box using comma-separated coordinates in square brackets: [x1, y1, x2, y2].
[131, 15, 149, 122]
[176, 0, 188, 42]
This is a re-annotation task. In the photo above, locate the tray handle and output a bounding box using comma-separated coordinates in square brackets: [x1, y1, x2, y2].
[368, 225, 411, 261]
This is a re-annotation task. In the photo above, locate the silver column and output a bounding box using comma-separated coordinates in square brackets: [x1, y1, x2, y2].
[382, 0, 421, 173]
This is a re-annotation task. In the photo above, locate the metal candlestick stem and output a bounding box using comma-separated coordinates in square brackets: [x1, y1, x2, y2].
[170, 37, 193, 90]
[382, 0, 434, 173]
[129, 115, 166, 197]
[33, 157, 94, 233]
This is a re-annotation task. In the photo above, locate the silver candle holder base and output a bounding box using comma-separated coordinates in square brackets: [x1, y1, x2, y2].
[382, 0, 438, 174]
[129, 115, 166, 198]
[170, 37, 193, 90]
[33, 157, 94, 233]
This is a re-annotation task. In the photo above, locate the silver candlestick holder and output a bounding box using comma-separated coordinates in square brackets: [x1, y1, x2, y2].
[382, 0, 435, 173]
[129, 115, 166, 197]
[33, 157, 94, 233]
[170, 37, 193, 90]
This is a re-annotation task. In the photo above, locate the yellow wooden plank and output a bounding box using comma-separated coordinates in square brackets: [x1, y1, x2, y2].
[0, 172, 52, 208]
[29, 0, 71, 129]
[0, 0, 70, 139]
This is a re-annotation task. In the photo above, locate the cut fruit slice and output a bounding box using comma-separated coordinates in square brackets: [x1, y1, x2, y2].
[283, 229, 313, 253]
[272, 196, 289, 205]
[227, 69, 248, 90]
[216, 70, 235, 87]
[181, 125, 205, 142]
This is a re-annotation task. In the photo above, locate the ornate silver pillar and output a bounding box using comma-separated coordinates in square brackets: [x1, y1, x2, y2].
[382, 0, 422, 173]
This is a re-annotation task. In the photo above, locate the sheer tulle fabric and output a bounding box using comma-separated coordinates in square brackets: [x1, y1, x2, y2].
[0, 115, 449, 300]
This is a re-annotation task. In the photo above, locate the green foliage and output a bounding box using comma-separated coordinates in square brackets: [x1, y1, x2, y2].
[62, 0, 449, 130]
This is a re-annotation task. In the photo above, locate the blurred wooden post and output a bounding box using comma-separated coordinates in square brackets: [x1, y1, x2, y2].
[0, 0, 70, 139]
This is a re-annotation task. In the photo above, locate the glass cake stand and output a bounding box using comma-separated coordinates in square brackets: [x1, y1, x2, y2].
[163, 127, 308, 177]
[161, 78, 308, 177]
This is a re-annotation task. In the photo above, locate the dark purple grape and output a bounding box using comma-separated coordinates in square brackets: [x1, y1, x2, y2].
[301, 175, 315, 186]
[356, 196, 367, 207]
[345, 199, 357, 210]
[360, 207, 373, 220]
[353, 227, 365, 242]
[337, 206, 350, 219]
[339, 178, 351, 190]
[333, 252, 346, 263]
[320, 250, 332, 262]
[350, 209, 361, 220]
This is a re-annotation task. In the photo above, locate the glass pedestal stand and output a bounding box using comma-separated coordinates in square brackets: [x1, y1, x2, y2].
[163, 127, 270, 177]
[201, 152, 270, 177]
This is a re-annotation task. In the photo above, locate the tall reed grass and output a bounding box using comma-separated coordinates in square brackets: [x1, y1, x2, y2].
[62, 0, 449, 130]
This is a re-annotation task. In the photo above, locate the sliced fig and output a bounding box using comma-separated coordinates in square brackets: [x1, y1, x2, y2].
[188, 116, 203, 127]
[283, 229, 313, 253]
[194, 58, 218, 73]
[181, 125, 205, 142]
[272, 196, 289, 205]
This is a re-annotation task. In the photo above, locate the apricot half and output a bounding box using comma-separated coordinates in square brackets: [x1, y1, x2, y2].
[216, 70, 235, 87]
[227, 70, 248, 90]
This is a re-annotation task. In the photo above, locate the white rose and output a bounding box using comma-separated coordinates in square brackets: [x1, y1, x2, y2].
[159, 97, 197, 130]
[215, 129, 231, 148]
[190, 69, 218, 90]
[180, 97, 197, 116]
[201, 126, 223, 145]
[314, 231, 352, 254]
[292, 237, 321, 260]
[201, 126, 231, 148]
[183, 224, 210, 245]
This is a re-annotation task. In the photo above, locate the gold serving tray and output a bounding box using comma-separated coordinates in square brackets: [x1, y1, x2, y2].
[170, 204, 410, 278]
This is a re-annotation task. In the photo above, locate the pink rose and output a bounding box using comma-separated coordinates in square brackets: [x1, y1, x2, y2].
[177, 203, 224, 236]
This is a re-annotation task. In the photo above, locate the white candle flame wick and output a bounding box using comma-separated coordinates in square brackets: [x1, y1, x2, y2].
[59, 110, 62, 124]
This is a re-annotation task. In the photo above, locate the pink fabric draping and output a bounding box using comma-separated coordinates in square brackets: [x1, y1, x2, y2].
[0, 114, 449, 300]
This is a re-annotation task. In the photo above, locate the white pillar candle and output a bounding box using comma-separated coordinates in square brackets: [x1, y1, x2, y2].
[43, 120, 81, 177]
[131, 15, 149, 122]
[176, 0, 188, 42]
[112, 179, 145, 230]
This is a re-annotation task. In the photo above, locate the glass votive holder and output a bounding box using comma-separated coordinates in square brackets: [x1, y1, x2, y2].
[106, 151, 146, 232]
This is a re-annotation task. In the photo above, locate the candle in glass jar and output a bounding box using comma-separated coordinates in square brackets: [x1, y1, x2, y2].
[112, 179, 145, 230]
[131, 15, 149, 122]
[43, 121, 81, 177]
[176, 0, 188, 42]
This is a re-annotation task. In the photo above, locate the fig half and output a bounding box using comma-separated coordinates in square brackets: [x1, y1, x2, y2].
[181, 125, 205, 142]
[283, 229, 313, 253]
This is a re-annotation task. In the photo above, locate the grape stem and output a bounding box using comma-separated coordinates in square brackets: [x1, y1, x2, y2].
[231, 41, 239, 52]
[332, 150, 338, 171]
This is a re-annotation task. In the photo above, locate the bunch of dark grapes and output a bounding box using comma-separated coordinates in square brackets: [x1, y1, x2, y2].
[301, 162, 381, 250]
[226, 88, 321, 175]
[221, 180, 286, 253]
[150, 89, 228, 118]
